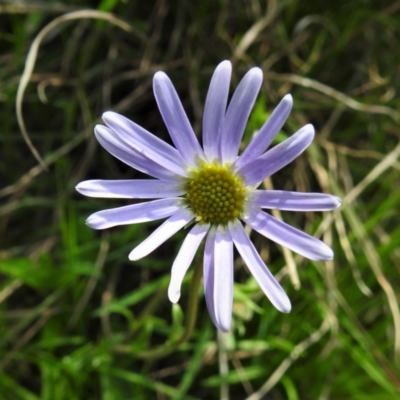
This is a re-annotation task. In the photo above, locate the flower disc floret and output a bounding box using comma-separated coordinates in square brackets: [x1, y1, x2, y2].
[184, 164, 247, 226]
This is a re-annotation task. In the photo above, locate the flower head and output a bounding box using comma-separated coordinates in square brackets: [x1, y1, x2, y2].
[76, 61, 341, 332]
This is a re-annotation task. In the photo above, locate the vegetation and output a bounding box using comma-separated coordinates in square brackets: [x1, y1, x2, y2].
[1, 0, 400, 398]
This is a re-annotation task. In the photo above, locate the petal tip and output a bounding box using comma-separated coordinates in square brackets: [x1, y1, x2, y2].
[168, 288, 180, 304]
[102, 111, 120, 126]
[86, 214, 105, 229]
[319, 246, 334, 261]
[215, 308, 232, 333]
[325, 251, 334, 261]
[307, 123, 315, 134]
[283, 93, 293, 105]
[333, 196, 342, 208]
[249, 66, 263, 80]
[216, 322, 231, 333]
[218, 60, 232, 70]
[102, 111, 112, 119]
[272, 290, 292, 314]
[300, 123, 315, 143]
[128, 249, 140, 261]
[75, 183, 89, 197]
[305, 123, 315, 134]
[153, 70, 168, 83]
[281, 298, 292, 314]
[94, 124, 108, 135]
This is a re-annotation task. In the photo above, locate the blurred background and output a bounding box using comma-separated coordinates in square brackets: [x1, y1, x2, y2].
[1, 0, 400, 399]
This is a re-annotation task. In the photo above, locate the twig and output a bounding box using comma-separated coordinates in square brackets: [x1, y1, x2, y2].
[16, 9, 134, 168]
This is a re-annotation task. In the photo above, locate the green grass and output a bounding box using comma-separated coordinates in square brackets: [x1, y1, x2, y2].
[1, 0, 400, 398]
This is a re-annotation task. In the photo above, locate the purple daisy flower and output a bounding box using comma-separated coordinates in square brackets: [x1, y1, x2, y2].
[76, 61, 341, 332]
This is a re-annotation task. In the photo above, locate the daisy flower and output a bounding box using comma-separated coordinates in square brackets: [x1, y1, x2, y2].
[76, 61, 341, 332]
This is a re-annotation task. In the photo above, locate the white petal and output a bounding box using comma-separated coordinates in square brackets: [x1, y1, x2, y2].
[234, 94, 293, 169]
[129, 208, 193, 261]
[153, 71, 205, 166]
[94, 125, 178, 181]
[244, 209, 334, 260]
[229, 220, 291, 313]
[86, 198, 182, 229]
[213, 227, 234, 332]
[76, 179, 185, 199]
[168, 223, 210, 303]
[237, 124, 314, 187]
[220, 67, 263, 163]
[203, 60, 232, 162]
[102, 112, 188, 177]
[203, 228, 218, 327]
[249, 190, 342, 211]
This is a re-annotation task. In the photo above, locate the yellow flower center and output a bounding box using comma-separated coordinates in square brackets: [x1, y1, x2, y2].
[184, 164, 247, 226]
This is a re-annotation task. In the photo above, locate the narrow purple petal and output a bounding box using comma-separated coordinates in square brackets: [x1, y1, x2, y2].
[220, 67, 263, 163]
[203, 228, 218, 327]
[76, 179, 185, 199]
[237, 124, 315, 187]
[213, 227, 234, 332]
[249, 190, 342, 211]
[86, 198, 182, 229]
[168, 223, 210, 303]
[234, 94, 293, 170]
[102, 112, 188, 177]
[128, 207, 193, 261]
[229, 220, 291, 313]
[95, 125, 178, 181]
[244, 209, 333, 260]
[203, 60, 232, 162]
[153, 71, 205, 166]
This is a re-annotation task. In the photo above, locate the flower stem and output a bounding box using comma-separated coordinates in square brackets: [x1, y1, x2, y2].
[175, 246, 203, 344]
